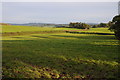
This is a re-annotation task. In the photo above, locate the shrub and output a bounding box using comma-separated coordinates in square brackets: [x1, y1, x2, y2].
[109, 15, 120, 40]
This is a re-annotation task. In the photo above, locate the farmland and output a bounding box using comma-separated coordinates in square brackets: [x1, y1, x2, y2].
[1, 25, 119, 79]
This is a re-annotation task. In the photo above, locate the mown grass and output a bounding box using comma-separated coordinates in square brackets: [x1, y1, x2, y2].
[2, 25, 120, 79]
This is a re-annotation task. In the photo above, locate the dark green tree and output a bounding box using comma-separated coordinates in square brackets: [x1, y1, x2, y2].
[92, 25, 98, 28]
[107, 21, 113, 27]
[109, 15, 120, 40]
[97, 23, 108, 27]
[69, 22, 90, 29]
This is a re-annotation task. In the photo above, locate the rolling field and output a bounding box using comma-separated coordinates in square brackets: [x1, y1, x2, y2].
[1, 25, 120, 79]
[1, 25, 80, 33]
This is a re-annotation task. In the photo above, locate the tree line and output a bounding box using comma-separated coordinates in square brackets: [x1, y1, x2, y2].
[68, 22, 113, 29]
[68, 14, 120, 40]
[92, 22, 113, 28]
[69, 22, 91, 29]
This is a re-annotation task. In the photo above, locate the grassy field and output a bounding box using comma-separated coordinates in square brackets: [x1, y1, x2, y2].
[1, 25, 80, 33]
[1, 25, 119, 79]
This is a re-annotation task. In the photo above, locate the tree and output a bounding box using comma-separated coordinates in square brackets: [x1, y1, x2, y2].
[92, 22, 110, 28]
[92, 25, 98, 28]
[107, 21, 113, 27]
[109, 15, 120, 40]
[97, 23, 108, 27]
[69, 22, 90, 29]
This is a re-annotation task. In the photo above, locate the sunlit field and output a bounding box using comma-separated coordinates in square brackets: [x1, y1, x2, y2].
[1, 25, 80, 33]
[1, 25, 119, 79]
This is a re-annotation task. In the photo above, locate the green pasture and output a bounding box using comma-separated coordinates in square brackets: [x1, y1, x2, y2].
[76, 28, 114, 34]
[1, 25, 79, 33]
[1, 25, 119, 79]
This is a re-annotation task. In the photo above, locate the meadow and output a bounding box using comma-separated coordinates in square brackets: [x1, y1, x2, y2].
[1, 25, 119, 79]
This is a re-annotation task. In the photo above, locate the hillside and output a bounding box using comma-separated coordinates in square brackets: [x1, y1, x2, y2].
[2, 25, 119, 79]
[11, 23, 69, 27]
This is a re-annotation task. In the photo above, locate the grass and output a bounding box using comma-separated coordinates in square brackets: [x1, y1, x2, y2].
[77, 28, 114, 33]
[1, 25, 79, 33]
[1, 25, 120, 79]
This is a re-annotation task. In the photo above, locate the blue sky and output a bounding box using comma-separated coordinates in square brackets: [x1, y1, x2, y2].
[2, 2, 118, 24]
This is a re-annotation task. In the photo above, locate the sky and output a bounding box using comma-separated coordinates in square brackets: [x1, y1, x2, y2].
[2, 2, 118, 24]
[1, 0, 120, 2]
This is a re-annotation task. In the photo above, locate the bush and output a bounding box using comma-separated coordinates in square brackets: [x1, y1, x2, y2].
[69, 22, 90, 29]
[109, 15, 120, 40]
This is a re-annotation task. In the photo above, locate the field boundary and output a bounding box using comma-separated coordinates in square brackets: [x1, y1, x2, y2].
[66, 31, 114, 35]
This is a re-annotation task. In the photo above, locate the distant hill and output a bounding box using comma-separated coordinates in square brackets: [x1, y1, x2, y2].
[87, 23, 98, 26]
[2, 23, 98, 27]
[11, 23, 69, 27]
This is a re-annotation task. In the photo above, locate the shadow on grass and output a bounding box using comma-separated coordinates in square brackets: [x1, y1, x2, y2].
[11, 37, 24, 38]
[31, 35, 48, 38]
[10, 36, 49, 39]
[51, 34, 116, 40]
[66, 31, 114, 35]
[2, 39, 119, 78]
[2, 53, 119, 79]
